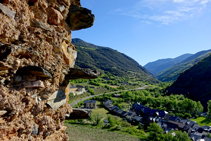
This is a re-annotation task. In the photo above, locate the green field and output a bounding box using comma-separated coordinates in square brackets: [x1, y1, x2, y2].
[191, 117, 211, 126]
[65, 123, 140, 141]
[92, 101, 109, 115]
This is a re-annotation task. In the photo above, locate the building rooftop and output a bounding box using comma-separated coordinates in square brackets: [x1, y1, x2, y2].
[84, 100, 96, 104]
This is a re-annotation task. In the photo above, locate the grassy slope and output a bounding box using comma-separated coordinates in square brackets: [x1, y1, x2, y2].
[65, 123, 140, 141]
[191, 117, 211, 126]
[92, 101, 109, 115]
[72, 38, 158, 84]
[66, 101, 142, 141]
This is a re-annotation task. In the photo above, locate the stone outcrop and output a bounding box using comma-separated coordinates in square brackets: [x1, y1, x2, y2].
[66, 4, 95, 30]
[65, 68, 100, 80]
[66, 108, 92, 120]
[0, 0, 97, 140]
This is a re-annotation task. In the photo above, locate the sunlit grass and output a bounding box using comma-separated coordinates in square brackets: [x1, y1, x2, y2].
[191, 117, 211, 126]
[92, 101, 109, 116]
[64, 123, 140, 141]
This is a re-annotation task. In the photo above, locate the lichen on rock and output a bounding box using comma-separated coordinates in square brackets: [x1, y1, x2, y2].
[0, 0, 97, 140]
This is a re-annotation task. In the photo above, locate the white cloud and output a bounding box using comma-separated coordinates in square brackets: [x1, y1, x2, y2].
[111, 0, 211, 25]
[201, 0, 209, 5]
[173, 0, 185, 3]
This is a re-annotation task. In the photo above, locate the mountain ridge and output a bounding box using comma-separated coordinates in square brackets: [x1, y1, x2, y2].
[72, 38, 159, 84]
[157, 49, 211, 82]
[144, 53, 192, 75]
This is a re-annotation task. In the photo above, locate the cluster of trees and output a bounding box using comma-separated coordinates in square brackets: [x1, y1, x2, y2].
[147, 123, 190, 141]
[121, 90, 203, 118]
[93, 82, 203, 118]
[89, 80, 101, 86]
[69, 73, 130, 91]
[90, 73, 125, 86]
[69, 79, 88, 85]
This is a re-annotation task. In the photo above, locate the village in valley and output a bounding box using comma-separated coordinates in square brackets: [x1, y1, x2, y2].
[65, 73, 211, 141]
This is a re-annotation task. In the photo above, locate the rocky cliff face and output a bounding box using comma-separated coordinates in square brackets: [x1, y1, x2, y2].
[0, 0, 97, 140]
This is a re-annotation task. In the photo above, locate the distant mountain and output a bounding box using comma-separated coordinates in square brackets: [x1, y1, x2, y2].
[166, 54, 211, 110]
[72, 38, 159, 84]
[144, 54, 192, 75]
[157, 49, 211, 82]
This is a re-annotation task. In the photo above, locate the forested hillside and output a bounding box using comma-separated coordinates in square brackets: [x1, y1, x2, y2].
[144, 54, 192, 75]
[166, 54, 211, 110]
[157, 49, 211, 82]
[72, 38, 159, 84]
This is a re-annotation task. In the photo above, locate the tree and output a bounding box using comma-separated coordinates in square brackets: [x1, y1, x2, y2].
[108, 116, 116, 128]
[173, 131, 190, 141]
[207, 100, 211, 119]
[92, 113, 103, 126]
[87, 87, 95, 95]
[195, 101, 203, 115]
[147, 123, 163, 141]
[161, 131, 190, 141]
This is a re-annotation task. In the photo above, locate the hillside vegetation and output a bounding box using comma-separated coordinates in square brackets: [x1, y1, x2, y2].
[166, 54, 211, 110]
[72, 38, 158, 84]
[157, 49, 211, 82]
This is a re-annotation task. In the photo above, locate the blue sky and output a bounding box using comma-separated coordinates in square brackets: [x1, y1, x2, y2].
[72, 0, 211, 66]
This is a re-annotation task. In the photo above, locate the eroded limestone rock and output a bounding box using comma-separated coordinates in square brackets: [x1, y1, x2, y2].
[47, 90, 66, 110]
[0, 62, 12, 70]
[0, 110, 7, 116]
[65, 68, 100, 80]
[0, 3, 16, 19]
[0, 0, 96, 140]
[61, 41, 77, 67]
[66, 4, 95, 30]
[66, 108, 92, 120]
[16, 66, 52, 79]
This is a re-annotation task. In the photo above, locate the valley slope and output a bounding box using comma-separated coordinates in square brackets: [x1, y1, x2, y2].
[157, 49, 211, 82]
[72, 38, 159, 84]
[166, 54, 211, 110]
[144, 54, 192, 75]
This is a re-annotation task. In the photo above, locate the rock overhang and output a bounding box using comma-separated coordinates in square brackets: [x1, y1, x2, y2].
[0, 0, 97, 140]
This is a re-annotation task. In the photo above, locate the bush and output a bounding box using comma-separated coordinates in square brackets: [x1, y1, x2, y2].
[137, 123, 143, 129]
[184, 113, 192, 119]
[175, 113, 184, 118]
[121, 121, 132, 127]
[69, 93, 74, 98]
[108, 116, 116, 128]
[89, 81, 101, 86]
[207, 133, 211, 138]
[119, 86, 126, 90]
[87, 87, 95, 95]
[91, 113, 103, 126]
[194, 114, 199, 118]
